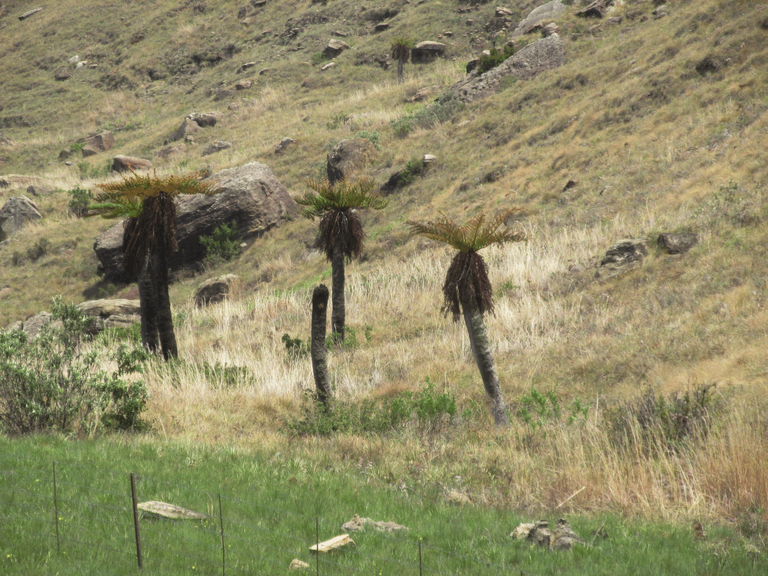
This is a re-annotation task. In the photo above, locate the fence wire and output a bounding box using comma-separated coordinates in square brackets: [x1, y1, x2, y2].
[1, 453, 538, 576]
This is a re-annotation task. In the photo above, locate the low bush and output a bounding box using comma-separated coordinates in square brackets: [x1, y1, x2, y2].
[285, 377, 457, 437]
[68, 186, 94, 217]
[200, 221, 241, 266]
[0, 298, 149, 434]
[391, 96, 462, 137]
[475, 45, 515, 75]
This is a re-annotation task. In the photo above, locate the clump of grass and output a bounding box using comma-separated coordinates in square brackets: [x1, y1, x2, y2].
[474, 45, 515, 75]
[391, 95, 462, 137]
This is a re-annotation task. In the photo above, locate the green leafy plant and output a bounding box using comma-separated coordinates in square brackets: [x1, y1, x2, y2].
[68, 186, 94, 217]
[282, 333, 309, 360]
[390, 37, 413, 84]
[200, 220, 241, 266]
[354, 130, 381, 149]
[0, 297, 149, 434]
[391, 96, 462, 137]
[475, 45, 515, 75]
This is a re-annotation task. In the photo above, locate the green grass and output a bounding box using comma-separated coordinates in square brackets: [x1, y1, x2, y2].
[2, 436, 766, 576]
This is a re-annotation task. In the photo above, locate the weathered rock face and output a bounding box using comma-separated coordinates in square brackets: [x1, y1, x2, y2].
[0, 196, 42, 241]
[82, 131, 114, 157]
[94, 162, 298, 280]
[202, 141, 232, 156]
[596, 238, 648, 278]
[576, 0, 616, 18]
[323, 39, 350, 59]
[657, 232, 698, 254]
[450, 35, 566, 103]
[112, 155, 153, 173]
[187, 112, 218, 127]
[195, 274, 240, 306]
[20, 311, 60, 338]
[169, 118, 200, 142]
[512, 0, 567, 37]
[76, 299, 142, 334]
[326, 138, 378, 183]
[411, 41, 446, 63]
[406, 85, 440, 103]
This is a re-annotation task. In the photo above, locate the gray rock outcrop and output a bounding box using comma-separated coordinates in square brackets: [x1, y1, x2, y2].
[596, 239, 648, 278]
[94, 163, 298, 280]
[450, 35, 566, 103]
[112, 155, 153, 173]
[411, 41, 446, 63]
[0, 196, 42, 241]
[195, 274, 240, 306]
[512, 0, 567, 37]
[326, 138, 378, 183]
[82, 131, 115, 157]
[323, 39, 351, 59]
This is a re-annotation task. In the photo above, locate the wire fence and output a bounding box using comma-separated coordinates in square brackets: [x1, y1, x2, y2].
[1, 451, 539, 576]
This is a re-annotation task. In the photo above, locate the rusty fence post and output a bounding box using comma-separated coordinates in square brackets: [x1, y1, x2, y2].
[130, 473, 143, 570]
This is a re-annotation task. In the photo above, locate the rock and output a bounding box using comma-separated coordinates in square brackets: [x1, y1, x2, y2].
[170, 118, 200, 143]
[289, 559, 310, 570]
[58, 149, 73, 161]
[326, 138, 378, 184]
[112, 155, 152, 173]
[696, 56, 722, 76]
[251, 0, 267, 7]
[363, 7, 398, 22]
[321, 61, 336, 71]
[332, 30, 349, 37]
[94, 163, 298, 280]
[323, 39, 351, 59]
[512, 0, 567, 37]
[0, 196, 42, 241]
[373, 22, 390, 33]
[104, 314, 141, 330]
[406, 85, 440, 103]
[77, 299, 141, 318]
[576, 0, 615, 19]
[551, 519, 583, 551]
[596, 239, 648, 278]
[423, 154, 437, 164]
[187, 112, 218, 128]
[214, 88, 234, 101]
[274, 137, 295, 154]
[446, 491, 472, 506]
[237, 5, 247, 18]
[511, 523, 536, 539]
[543, 22, 560, 37]
[451, 35, 565, 103]
[202, 141, 232, 156]
[154, 143, 186, 161]
[234, 79, 253, 90]
[22, 312, 64, 339]
[606, 16, 623, 25]
[341, 514, 408, 533]
[239, 62, 257, 72]
[496, 7, 514, 17]
[138, 501, 207, 520]
[652, 4, 668, 18]
[411, 41, 446, 63]
[19, 7, 44, 20]
[25, 184, 55, 197]
[528, 521, 552, 547]
[54, 69, 71, 81]
[657, 232, 698, 255]
[195, 274, 240, 306]
[82, 131, 115, 157]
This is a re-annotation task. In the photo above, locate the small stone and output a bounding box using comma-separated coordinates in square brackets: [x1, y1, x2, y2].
[195, 275, 240, 306]
[234, 79, 253, 90]
[511, 523, 536, 539]
[289, 559, 310, 570]
[321, 61, 336, 71]
[237, 6, 247, 18]
[138, 501, 207, 520]
[214, 88, 234, 101]
[657, 232, 698, 255]
[422, 154, 437, 164]
[54, 69, 71, 81]
[201, 141, 232, 156]
[323, 39, 351, 59]
[275, 137, 295, 155]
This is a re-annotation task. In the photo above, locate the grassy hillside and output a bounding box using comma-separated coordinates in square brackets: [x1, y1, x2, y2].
[2, 0, 768, 544]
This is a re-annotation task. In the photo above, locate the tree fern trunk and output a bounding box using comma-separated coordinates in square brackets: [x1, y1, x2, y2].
[462, 297, 508, 426]
[311, 284, 332, 404]
[151, 241, 178, 361]
[331, 240, 346, 342]
[137, 256, 160, 354]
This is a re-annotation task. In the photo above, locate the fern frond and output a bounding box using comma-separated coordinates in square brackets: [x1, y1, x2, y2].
[296, 177, 387, 220]
[407, 209, 525, 252]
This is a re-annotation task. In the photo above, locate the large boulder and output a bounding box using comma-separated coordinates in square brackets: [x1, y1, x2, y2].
[323, 39, 351, 59]
[450, 35, 566, 103]
[326, 138, 378, 184]
[0, 196, 42, 241]
[194, 274, 240, 306]
[512, 0, 567, 37]
[81, 131, 115, 157]
[411, 41, 446, 63]
[77, 299, 141, 334]
[112, 155, 153, 173]
[94, 163, 298, 281]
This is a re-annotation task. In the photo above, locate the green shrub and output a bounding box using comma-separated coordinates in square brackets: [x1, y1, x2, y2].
[354, 130, 381, 149]
[285, 376, 456, 437]
[201, 361, 253, 388]
[516, 388, 589, 430]
[68, 186, 94, 217]
[604, 385, 721, 454]
[282, 333, 308, 360]
[475, 45, 515, 75]
[200, 221, 241, 266]
[391, 96, 462, 138]
[0, 297, 149, 434]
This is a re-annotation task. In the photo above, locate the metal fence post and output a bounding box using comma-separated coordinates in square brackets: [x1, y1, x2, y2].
[219, 493, 225, 576]
[52, 461, 60, 552]
[130, 473, 143, 570]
